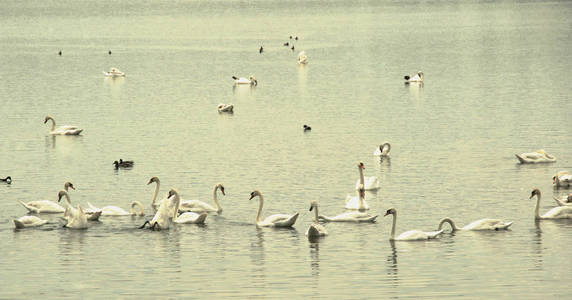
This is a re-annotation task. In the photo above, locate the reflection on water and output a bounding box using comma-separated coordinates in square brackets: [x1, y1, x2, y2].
[405, 82, 424, 99]
[532, 221, 543, 271]
[386, 240, 398, 284]
[309, 242, 320, 277]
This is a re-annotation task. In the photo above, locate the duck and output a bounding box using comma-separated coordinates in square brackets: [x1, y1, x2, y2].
[303, 125, 311, 131]
[283, 42, 289, 46]
[530, 188, 572, 219]
[306, 200, 327, 238]
[355, 161, 379, 191]
[515, 149, 556, 164]
[113, 159, 134, 169]
[384, 208, 443, 241]
[553, 194, 572, 206]
[140, 189, 180, 230]
[404, 71, 424, 83]
[1, 176, 11, 184]
[374, 142, 391, 157]
[13, 216, 48, 229]
[297, 51, 308, 64]
[249, 190, 299, 227]
[173, 190, 208, 224]
[259, 46, 263, 54]
[20, 181, 74, 214]
[178, 183, 225, 214]
[232, 75, 257, 86]
[437, 218, 512, 231]
[217, 103, 234, 113]
[58, 190, 90, 229]
[44, 115, 83, 135]
[86, 201, 145, 216]
[553, 171, 572, 187]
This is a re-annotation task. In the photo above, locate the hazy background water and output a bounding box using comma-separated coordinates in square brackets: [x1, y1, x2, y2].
[1, 0, 571, 298]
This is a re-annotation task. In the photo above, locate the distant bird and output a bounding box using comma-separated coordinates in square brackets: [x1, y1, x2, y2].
[114, 159, 134, 169]
[283, 42, 289, 46]
[217, 103, 234, 113]
[289, 36, 293, 39]
[1, 176, 11, 184]
[58, 50, 62, 56]
[232, 75, 258, 86]
[108, 50, 112, 55]
[404, 71, 424, 83]
[295, 36, 298, 40]
[291, 45, 295, 51]
[259, 46, 263, 54]
[303, 125, 311, 131]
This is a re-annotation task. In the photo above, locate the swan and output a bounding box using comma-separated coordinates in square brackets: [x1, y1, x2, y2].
[113, 159, 134, 169]
[249, 190, 299, 227]
[355, 161, 379, 191]
[515, 149, 556, 164]
[179, 183, 225, 214]
[553, 194, 572, 206]
[306, 201, 327, 238]
[553, 171, 572, 187]
[384, 208, 443, 241]
[437, 218, 512, 231]
[232, 75, 257, 86]
[374, 142, 391, 157]
[140, 189, 179, 230]
[103, 67, 125, 77]
[13, 216, 48, 229]
[44, 115, 83, 135]
[58, 190, 90, 229]
[20, 181, 75, 214]
[86, 201, 144, 216]
[1, 176, 11, 184]
[346, 183, 369, 210]
[173, 190, 208, 224]
[404, 71, 424, 83]
[321, 187, 378, 222]
[530, 188, 572, 219]
[217, 103, 234, 113]
[298, 51, 308, 64]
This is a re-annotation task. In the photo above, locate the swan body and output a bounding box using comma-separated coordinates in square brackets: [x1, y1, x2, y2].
[232, 75, 257, 86]
[306, 201, 327, 238]
[141, 189, 180, 230]
[404, 71, 424, 82]
[515, 149, 556, 164]
[319, 211, 378, 223]
[553, 171, 572, 187]
[249, 190, 299, 227]
[217, 103, 234, 113]
[345, 183, 369, 210]
[58, 190, 89, 229]
[438, 218, 512, 231]
[553, 194, 572, 206]
[531, 189, 572, 219]
[13, 216, 48, 229]
[103, 67, 125, 77]
[374, 142, 391, 157]
[384, 208, 442, 241]
[20, 181, 74, 214]
[297, 51, 308, 64]
[86, 201, 144, 216]
[354, 161, 379, 192]
[179, 183, 225, 214]
[44, 115, 83, 135]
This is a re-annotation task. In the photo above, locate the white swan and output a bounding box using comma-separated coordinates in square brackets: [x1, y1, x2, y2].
[438, 218, 512, 231]
[306, 200, 327, 238]
[553, 171, 572, 187]
[140, 189, 180, 230]
[232, 75, 257, 86]
[20, 181, 74, 214]
[13, 216, 48, 229]
[515, 149, 556, 164]
[86, 201, 144, 216]
[249, 190, 299, 227]
[321, 187, 378, 223]
[58, 190, 90, 229]
[530, 189, 572, 219]
[217, 103, 234, 113]
[404, 71, 424, 82]
[172, 190, 208, 224]
[355, 161, 379, 191]
[374, 142, 391, 157]
[384, 208, 443, 241]
[103, 67, 125, 77]
[346, 183, 369, 210]
[44, 115, 83, 135]
[298, 51, 308, 64]
[179, 183, 225, 214]
[553, 194, 572, 206]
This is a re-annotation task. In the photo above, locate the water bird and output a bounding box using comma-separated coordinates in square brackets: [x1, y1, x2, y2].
[20, 182, 74, 214]
[44, 115, 83, 135]
[553, 194, 572, 206]
[86, 201, 144, 216]
[289, 36, 293, 39]
[384, 208, 443, 241]
[217, 103, 234, 113]
[1, 176, 11, 184]
[113, 159, 134, 169]
[553, 171, 572, 187]
[147, 176, 174, 213]
[291, 45, 295, 51]
[404, 71, 424, 83]
[295, 36, 298, 40]
[140, 189, 179, 230]
[103, 67, 125, 77]
[303, 125, 311, 131]
[346, 177, 369, 210]
[108, 50, 112, 55]
[530, 189, 572, 219]
[58, 50, 62, 56]
[515, 149, 556, 164]
[355, 161, 379, 191]
[437, 218, 512, 231]
[13, 216, 48, 229]
[232, 75, 257, 86]
[321, 185, 378, 222]
[173, 190, 208, 224]
[58, 190, 93, 229]
[284, 42, 289, 46]
[178, 183, 225, 214]
[259, 46, 263, 54]
[374, 142, 391, 157]
[297, 51, 308, 64]
[249, 190, 299, 227]
[306, 201, 327, 238]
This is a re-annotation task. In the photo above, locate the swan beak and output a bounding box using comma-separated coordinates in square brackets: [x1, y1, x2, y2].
[147, 179, 153, 185]
[249, 194, 255, 200]
[69, 184, 75, 190]
[383, 211, 390, 217]
[221, 188, 225, 196]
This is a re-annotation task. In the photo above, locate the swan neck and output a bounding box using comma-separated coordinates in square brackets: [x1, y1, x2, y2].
[48, 117, 55, 131]
[313, 205, 319, 223]
[173, 193, 181, 219]
[535, 193, 541, 219]
[438, 218, 458, 231]
[64, 193, 71, 207]
[213, 185, 222, 212]
[256, 195, 263, 223]
[152, 181, 160, 208]
[131, 201, 144, 215]
[358, 165, 365, 185]
[391, 213, 396, 239]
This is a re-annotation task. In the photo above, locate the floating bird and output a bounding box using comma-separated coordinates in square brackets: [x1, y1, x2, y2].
[289, 36, 293, 39]
[86, 201, 145, 216]
[297, 51, 308, 64]
[295, 36, 298, 40]
[553, 194, 572, 206]
[103, 67, 125, 77]
[108, 50, 112, 55]
[438, 218, 512, 231]
[44, 115, 83, 135]
[13, 216, 48, 229]
[259, 46, 263, 54]
[404, 71, 424, 82]
[306, 201, 327, 238]
[232, 75, 257, 86]
[249, 190, 299, 227]
[374, 142, 391, 157]
[20, 182, 74, 214]
[355, 161, 379, 191]
[114, 159, 134, 169]
[284, 42, 289, 46]
[531, 189, 572, 219]
[1, 176, 11, 184]
[58, 50, 62, 56]
[217, 104, 234, 113]
[553, 171, 572, 187]
[384, 208, 443, 241]
[515, 149, 556, 164]
[303, 125, 311, 131]
[291, 45, 295, 51]
[179, 183, 225, 214]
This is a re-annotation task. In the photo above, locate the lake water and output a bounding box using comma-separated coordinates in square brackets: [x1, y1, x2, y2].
[1, 0, 571, 298]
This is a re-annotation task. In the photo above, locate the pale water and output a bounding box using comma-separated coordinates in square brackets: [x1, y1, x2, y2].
[1, 0, 572, 298]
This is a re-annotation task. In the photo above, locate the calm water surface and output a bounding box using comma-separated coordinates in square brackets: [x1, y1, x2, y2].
[1, 0, 572, 298]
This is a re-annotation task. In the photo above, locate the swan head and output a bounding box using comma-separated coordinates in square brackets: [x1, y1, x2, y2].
[57, 190, 68, 202]
[249, 190, 262, 200]
[530, 188, 541, 199]
[168, 189, 179, 199]
[358, 161, 365, 169]
[384, 208, 397, 217]
[147, 177, 159, 185]
[217, 183, 225, 195]
[64, 181, 75, 190]
[309, 200, 318, 211]
[43, 115, 53, 124]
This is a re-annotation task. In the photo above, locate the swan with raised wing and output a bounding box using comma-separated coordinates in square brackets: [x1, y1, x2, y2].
[515, 149, 556, 164]
[232, 75, 257, 86]
[374, 142, 391, 157]
[306, 200, 327, 238]
[86, 201, 144, 216]
[140, 189, 179, 230]
[531, 188, 572, 219]
[44, 115, 83, 135]
[384, 208, 443, 241]
[58, 190, 90, 229]
[438, 218, 512, 231]
[179, 183, 225, 214]
[249, 190, 299, 227]
[13, 216, 48, 229]
[20, 181, 75, 214]
[173, 190, 208, 224]
[355, 161, 379, 191]
[553, 171, 572, 187]
[324, 186, 378, 222]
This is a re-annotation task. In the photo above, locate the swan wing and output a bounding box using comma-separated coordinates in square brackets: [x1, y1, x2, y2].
[542, 206, 572, 219]
[321, 211, 377, 223]
[260, 213, 299, 227]
[396, 229, 442, 241]
[14, 216, 48, 228]
[101, 205, 129, 216]
[179, 200, 216, 213]
[22, 200, 65, 213]
[175, 212, 208, 224]
[463, 219, 512, 230]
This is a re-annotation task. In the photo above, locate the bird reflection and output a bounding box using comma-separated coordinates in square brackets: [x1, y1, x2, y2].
[405, 81, 424, 99]
[387, 241, 398, 284]
[309, 242, 320, 277]
[58, 229, 86, 264]
[250, 228, 266, 268]
[532, 220, 543, 270]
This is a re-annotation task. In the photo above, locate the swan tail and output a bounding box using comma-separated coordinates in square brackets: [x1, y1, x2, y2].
[196, 213, 208, 224]
[279, 212, 299, 227]
[13, 219, 26, 229]
[495, 222, 513, 230]
[515, 154, 527, 164]
[365, 215, 378, 223]
[87, 211, 102, 221]
[19, 201, 39, 213]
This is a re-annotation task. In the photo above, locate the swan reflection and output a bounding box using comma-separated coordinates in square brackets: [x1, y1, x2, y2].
[309, 242, 320, 277]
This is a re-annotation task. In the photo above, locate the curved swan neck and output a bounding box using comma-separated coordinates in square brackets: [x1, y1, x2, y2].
[151, 180, 160, 208]
[256, 194, 264, 223]
[213, 185, 222, 212]
[130, 201, 144, 215]
[383, 143, 391, 154]
[62, 192, 71, 207]
[438, 218, 458, 231]
[172, 192, 181, 219]
[46, 117, 55, 131]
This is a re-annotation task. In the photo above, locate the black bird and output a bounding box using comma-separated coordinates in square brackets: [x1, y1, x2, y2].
[259, 46, 263, 54]
[289, 36, 293, 39]
[283, 42, 289, 46]
[114, 159, 134, 169]
[1, 176, 11, 184]
[303, 125, 311, 132]
[295, 36, 298, 40]
[58, 50, 62, 56]
[291, 45, 295, 51]
[108, 50, 112, 55]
